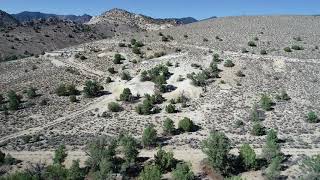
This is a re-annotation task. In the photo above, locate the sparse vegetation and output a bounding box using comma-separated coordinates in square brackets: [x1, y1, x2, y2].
[307, 111, 319, 123]
[83, 80, 103, 98]
[163, 118, 175, 135]
[178, 117, 194, 132]
[108, 102, 122, 112]
[142, 125, 157, 148]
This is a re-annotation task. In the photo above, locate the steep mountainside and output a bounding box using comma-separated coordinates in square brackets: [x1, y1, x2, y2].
[12, 11, 92, 23]
[0, 10, 19, 27]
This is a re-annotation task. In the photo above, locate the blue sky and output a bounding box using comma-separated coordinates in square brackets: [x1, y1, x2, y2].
[1, 0, 320, 19]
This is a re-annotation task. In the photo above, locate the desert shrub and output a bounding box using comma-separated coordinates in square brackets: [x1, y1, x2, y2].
[213, 54, 221, 62]
[300, 154, 320, 179]
[172, 162, 194, 180]
[53, 145, 67, 165]
[203, 38, 209, 42]
[162, 36, 169, 42]
[134, 41, 144, 47]
[69, 95, 77, 102]
[254, 37, 259, 41]
[293, 36, 302, 41]
[0, 150, 5, 164]
[114, 53, 124, 64]
[67, 160, 85, 180]
[120, 88, 133, 102]
[26, 87, 37, 99]
[106, 77, 112, 83]
[187, 71, 209, 87]
[224, 60, 235, 67]
[154, 51, 166, 58]
[275, 90, 290, 101]
[307, 111, 319, 123]
[163, 118, 175, 135]
[178, 117, 194, 132]
[79, 55, 87, 60]
[132, 46, 141, 54]
[241, 48, 249, 53]
[251, 122, 266, 136]
[201, 131, 231, 173]
[140, 65, 170, 84]
[165, 104, 177, 113]
[235, 70, 245, 77]
[138, 164, 162, 180]
[121, 71, 132, 81]
[260, 49, 267, 55]
[108, 67, 116, 74]
[0, 94, 4, 104]
[120, 134, 139, 164]
[130, 38, 137, 45]
[108, 102, 121, 112]
[154, 148, 175, 172]
[142, 125, 157, 148]
[118, 43, 126, 47]
[145, 93, 165, 104]
[284, 47, 292, 52]
[235, 120, 244, 128]
[248, 41, 256, 47]
[7, 90, 22, 111]
[56, 84, 78, 96]
[291, 45, 304, 50]
[260, 94, 272, 111]
[239, 144, 256, 170]
[136, 99, 157, 115]
[83, 80, 103, 98]
[265, 156, 282, 180]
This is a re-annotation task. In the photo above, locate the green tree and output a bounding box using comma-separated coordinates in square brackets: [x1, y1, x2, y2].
[67, 160, 85, 180]
[7, 90, 22, 111]
[300, 154, 320, 179]
[120, 88, 133, 102]
[139, 164, 162, 180]
[172, 162, 194, 180]
[136, 99, 155, 115]
[262, 131, 281, 163]
[142, 125, 157, 148]
[266, 129, 278, 143]
[93, 158, 113, 180]
[265, 156, 282, 180]
[120, 134, 139, 164]
[83, 80, 103, 98]
[154, 148, 175, 172]
[85, 138, 117, 171]
[45, 164, 68, 180]
[201, 131, 231, 173]
[163, 118, 175, 135]
[239, 144, 256, 170]
[53, 145, 68, 165]
[260, 94, 272, 111]
[178, 117, 194, 132]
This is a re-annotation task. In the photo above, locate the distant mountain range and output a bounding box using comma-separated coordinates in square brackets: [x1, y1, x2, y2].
[10, 10, 199, 25]
[12, 11, 92, 24]
[0, 8, 204, 62]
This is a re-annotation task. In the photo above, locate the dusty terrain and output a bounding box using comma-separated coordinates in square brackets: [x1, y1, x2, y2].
[1, 15, 320, 179]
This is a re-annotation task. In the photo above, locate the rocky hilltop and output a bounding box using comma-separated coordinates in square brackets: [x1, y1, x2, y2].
[88, 8, 185, 30]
